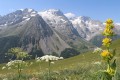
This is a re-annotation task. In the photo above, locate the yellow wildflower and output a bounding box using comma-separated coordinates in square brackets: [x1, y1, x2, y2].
[103, 28, 114, 36]
[106, 19, 113, 24]
[102, 37, 111, 44]
[101, 50, 110, 57]
[102, 38, 111, 47]
[106, 24, 114, 29]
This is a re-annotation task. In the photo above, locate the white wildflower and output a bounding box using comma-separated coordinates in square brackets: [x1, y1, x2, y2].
[2, 78, 8, 80]
[93, 61, 101, 65]
[6, 60, 26, 68]
[30, 62, 33, 65]
[59, 57, 64, 60]
[8, 67, 11, 70]
[50, 62, 55, 64]
[93, 47, 102, 53]
[36, 55, 63, 62]
[2, 66, 6, 70]
[36, 57, 41, 62]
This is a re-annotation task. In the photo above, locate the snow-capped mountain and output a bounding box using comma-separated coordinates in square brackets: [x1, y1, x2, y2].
[114, 23, 120, 34]
[0, 8, 119, 47]
[39, 9, 80, 37]
[0, 9, 95, 63]
[0, 8, 37, 28]
[67, 15, 120, 46]
[70, 15, 120, 42]
[0, 8, 119, 62]
[70, 16, 104, 41]
[39, 9, 94, 51]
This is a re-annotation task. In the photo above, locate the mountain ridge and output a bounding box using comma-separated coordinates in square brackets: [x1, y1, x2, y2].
[0, 8, 95, 63]
[0, 8, 119, 62]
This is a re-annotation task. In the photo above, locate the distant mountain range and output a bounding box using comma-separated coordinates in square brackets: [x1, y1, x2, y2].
[0, 8, 93, 62]
[0, 8, 119, 62]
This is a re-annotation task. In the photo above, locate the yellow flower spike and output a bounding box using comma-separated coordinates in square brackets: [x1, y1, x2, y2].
[102, 38, 112, 44]
[103, 28, 114, 36]
[95, 19, 116, 79]
[106, 24, 114, 29]
[106, 19, 113, 24]
[102, 38, 112, 47]
[101, 50, 110, 57]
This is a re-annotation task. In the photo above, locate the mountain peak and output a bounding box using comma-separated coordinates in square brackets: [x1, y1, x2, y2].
[76, 16, 91, 21]
[0, 8, 38, 26]
[14, 8, 36, 14]
[22, 14, 53, 38]
[39, 9, 64, 16]
[22, 8, 36, 13]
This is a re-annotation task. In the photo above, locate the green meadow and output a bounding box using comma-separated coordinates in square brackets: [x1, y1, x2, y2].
[0, 39, 120, 80]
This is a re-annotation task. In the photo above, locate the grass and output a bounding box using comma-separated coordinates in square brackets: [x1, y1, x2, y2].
[0, 39, 120, 80]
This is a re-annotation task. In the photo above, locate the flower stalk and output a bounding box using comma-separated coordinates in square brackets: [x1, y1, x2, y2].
[36, 55, 63, 80]
[48, 60, 51, 79]
[4, 48, 30, 80]
[95, 19, 117, 80]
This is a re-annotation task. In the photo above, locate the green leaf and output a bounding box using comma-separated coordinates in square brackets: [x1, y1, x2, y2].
[110, 59, 116, 70]
[112, 49, 116, 57]
[96, 70, 112, 80]
[107, 59, 116, 76]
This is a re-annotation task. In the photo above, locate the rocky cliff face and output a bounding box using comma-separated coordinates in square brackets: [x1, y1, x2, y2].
[19, 15, 70, 55]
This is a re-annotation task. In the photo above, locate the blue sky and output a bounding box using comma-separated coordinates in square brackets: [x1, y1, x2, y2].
[0, 0, 120, 22]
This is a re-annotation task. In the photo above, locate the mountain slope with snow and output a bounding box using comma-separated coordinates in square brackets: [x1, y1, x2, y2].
[0, 14, 71, 63]
[70, 16, 104, 41]
[0, 8, 119, 62]
[0, 8, 37, 28]
[39, 9, 94, 51]
[39, 9, 80, 37]
[69, 15, 120, 46]
[0, 9, 95, 63]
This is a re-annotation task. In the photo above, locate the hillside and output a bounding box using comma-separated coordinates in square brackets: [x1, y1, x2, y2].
[0, 39, 120, 80]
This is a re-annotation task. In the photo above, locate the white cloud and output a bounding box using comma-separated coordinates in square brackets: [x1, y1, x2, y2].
[64, 13, 76, 19]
